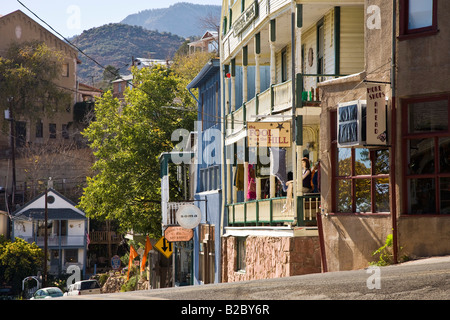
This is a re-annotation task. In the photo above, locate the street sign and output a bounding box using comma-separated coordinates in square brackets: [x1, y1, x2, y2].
[165, 226, 194, 242]
[111, 255, 121, 270]
[154, 236, 173, 259]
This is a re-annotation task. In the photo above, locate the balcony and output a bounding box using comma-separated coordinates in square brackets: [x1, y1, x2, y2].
[89, 231, 123, 245]
[22, 235, 85, 247]
[227, 194, 319, 227]
[162, 201, 194, 227]
[226, 80, 295, 137]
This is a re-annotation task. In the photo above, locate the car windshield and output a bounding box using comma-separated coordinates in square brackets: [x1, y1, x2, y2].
[47, 288, 63, 297]
[80, 281, 100, 290]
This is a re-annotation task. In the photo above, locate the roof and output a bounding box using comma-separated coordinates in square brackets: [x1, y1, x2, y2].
[14, 208, 85, 220]
[186, 59, 220, 90]
[0, 10, 78, 55]
[13, 188, 86, 221]
[112, 74, 134, 83]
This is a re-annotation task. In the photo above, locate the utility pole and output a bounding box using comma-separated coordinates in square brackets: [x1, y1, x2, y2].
[6, 97, 17, 212]
[43, 177, 53, 288]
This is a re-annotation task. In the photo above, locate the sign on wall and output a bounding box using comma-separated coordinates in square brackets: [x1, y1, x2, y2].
[366, 84, 387, 146]
[247, 121, 291, 147]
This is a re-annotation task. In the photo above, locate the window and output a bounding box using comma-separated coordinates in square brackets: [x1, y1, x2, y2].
[236, 237, 246, 272]
[402, 95, 450, 214]
[36, 121, 43, 138]
[65, 249, 78, 263]
[331, 111, 390, 213]
[400, 0, 438, 38]
[62, 124, 69, 139]
[281, 48, 288, 83]
[62, 63, 69, 77]
[49, 123, 56, 139]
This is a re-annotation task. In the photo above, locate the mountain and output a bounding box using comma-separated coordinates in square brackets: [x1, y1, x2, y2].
[120, 2, 221, 38]
[71, 23, 185, 84]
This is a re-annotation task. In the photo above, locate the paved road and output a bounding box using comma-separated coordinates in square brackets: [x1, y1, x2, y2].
[62, 255, 450, 301]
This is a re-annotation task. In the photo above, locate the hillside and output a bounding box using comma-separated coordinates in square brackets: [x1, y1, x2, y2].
[71, 23, 185, 84]
[121, 2, 221, 38]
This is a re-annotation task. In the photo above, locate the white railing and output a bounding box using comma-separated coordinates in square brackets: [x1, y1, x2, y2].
[24, 235, 85, 247]
[163, 201, 194, 226]
[273, 80, 292, 112]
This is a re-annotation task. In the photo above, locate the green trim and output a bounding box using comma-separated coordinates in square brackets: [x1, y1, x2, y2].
[231, 58, 236, 77]
[296, 4, 303, 28]
[243, 45, 248, 66]
[270, 19, 276, 42]
[255, 32, 261, 54]
[296, 115, 303, 146]
[334, 7, 341, 76]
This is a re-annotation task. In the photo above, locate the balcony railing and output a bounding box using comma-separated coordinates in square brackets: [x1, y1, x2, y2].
[22, 235, 85, 247]
[227, 194, 319, 227]
[162, 201, 194, 226]
[89, 231, 123, 244]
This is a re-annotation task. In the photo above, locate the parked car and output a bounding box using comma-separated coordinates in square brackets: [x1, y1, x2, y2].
[66, 280, 101, 296]
[30, 287, 64, 299]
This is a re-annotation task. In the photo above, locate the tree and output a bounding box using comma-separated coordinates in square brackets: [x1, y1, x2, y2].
[0, 41, 71, 121]
[78, 64, 197, 237]
[0, 236, 44, 295]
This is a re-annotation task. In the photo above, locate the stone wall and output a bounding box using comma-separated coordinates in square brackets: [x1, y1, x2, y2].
[222, 235, 321, 282]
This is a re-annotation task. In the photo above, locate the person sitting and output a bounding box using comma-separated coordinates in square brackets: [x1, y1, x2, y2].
[302, 158, 312, 193]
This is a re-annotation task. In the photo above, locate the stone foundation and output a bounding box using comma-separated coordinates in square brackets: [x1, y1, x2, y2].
[222, 235, 322, 282]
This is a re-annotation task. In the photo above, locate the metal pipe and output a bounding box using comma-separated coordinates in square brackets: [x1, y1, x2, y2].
[390, 0, 399, 265]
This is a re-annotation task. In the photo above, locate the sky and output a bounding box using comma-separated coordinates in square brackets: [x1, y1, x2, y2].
[1, 0, 223, 38]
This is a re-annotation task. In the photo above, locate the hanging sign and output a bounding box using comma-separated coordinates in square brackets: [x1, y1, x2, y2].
[247, 121, 291, 147]
[176, 205, 202, 229]
[164, 226, 194, 242]
[366, 84, 387, 146]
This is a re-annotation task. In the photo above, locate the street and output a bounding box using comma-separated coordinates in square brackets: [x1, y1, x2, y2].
[62, 255, 450, 300]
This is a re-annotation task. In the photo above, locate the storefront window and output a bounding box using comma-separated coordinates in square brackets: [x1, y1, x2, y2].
[334, 147, 390, 214]
[403, 95, 450, 215]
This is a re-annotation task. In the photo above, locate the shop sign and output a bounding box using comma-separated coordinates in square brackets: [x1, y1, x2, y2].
[165, 226, 194, 242]
[247, 121, 291, 147]
[366, 84, 387, 145]
[233, 1, 258, 37]
[176, 205, 202, 229]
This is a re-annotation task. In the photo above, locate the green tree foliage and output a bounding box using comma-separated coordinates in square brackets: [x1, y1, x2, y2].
[0, 41, 71, 121]
[0, 236, 44, 295]
[78, 64, 197, 237]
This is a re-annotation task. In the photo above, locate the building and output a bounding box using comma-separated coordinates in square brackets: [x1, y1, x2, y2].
[315, 0, 450, 272]
[219, 0, 367, 281]
[11, 188, 88, 278]
[0, 10, 80, 148]
[187, 58, 222, 284]
[159, 151, 194, 287]
[188, 31, 219, 54]
[0, 10, 95, 209]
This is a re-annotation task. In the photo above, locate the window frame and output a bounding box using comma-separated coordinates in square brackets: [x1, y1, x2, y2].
[330, 110, 391, 215]
[399, 0, 438, 40]
[401, 94, 450, 215]
[235, 236, 246, 272]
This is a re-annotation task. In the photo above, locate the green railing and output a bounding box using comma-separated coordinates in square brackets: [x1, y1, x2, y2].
[227, 194, 319, 227]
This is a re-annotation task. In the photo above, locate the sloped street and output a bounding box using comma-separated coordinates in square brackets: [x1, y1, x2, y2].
[62, 255, 450, 300]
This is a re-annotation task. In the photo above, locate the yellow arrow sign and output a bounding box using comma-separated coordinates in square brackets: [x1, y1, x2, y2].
[154, 236, 173, 259]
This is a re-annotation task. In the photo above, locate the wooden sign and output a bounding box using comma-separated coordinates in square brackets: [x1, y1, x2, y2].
[247, 121, 291, 147]
[165, 226, 194, 242]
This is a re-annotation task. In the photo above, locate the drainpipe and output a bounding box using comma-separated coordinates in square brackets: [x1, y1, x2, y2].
[390, 0, 398, 265]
